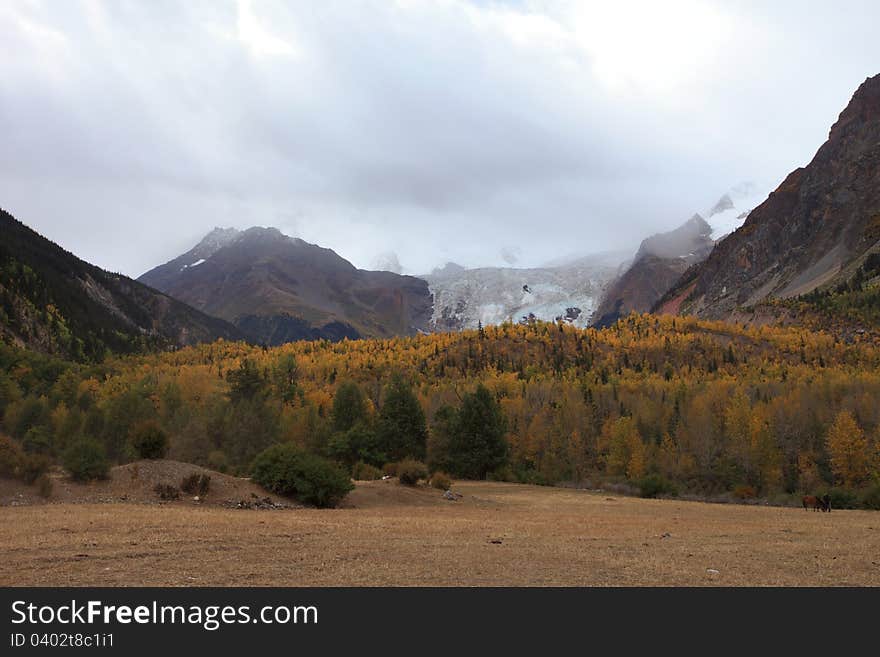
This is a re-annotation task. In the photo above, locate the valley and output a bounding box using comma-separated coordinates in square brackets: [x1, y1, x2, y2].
[2, 480, 877, 586]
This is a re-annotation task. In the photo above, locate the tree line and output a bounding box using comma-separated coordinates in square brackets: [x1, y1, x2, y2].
[1, 313, 879, 506]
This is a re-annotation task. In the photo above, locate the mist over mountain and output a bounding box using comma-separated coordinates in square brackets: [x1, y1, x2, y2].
[591, 186, 766, 328]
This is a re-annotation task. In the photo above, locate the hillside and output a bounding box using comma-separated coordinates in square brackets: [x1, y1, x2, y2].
[0, 208, 243, 361]
[3, 314, 878, 503]
[658, 74, 880, 318]
[139, 227, 433, 344]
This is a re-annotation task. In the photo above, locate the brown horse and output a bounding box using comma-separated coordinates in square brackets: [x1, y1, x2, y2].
[802, 495, 828, 512]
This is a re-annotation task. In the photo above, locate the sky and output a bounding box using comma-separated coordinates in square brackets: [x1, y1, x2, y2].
[1, 0, 879, 277]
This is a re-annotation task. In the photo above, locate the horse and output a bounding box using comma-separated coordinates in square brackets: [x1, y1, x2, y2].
[802, 495, 827, 512]
[822, 494, 831, 513]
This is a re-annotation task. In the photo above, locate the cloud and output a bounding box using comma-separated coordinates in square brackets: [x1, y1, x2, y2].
[0, 1, 879, 276]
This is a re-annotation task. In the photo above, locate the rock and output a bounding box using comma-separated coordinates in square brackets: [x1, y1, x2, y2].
[707, 568, 720, 575]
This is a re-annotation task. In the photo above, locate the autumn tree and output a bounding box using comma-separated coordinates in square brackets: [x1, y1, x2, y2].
[826, 410, 870, 487]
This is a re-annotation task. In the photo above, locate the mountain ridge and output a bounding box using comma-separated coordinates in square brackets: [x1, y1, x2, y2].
[657, 74, 880, 319]
[139, 226, 433, 344]
[0, 208, 244, 360]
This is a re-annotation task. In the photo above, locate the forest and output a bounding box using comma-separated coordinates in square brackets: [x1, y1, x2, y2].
[2, 313, 880, 508]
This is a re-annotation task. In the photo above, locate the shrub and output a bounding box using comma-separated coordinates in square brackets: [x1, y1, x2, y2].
[130, 421, 169, 460]
[637, 473, 679, 499]
[36, 473, 53, 499]
[154, 483, 179, 500]
[396, 459, 428, 486]
[62, 438, 109, 482]
[352, 461, 382, 481]
[22, 426, 52, 454]
[180, 473, 211, 496]
[207, 450, 229, 473]
[513, 467, 550, 486]
[732, 484, 758, 500]
[860, 485, 880, 510]
[382, 462, 398, 477]
[430, 471, 452, 490]
[822, 487, 859, 510]
[0, 434, 22, 478]
[19, 453, 51, 484]
[251, 444, 354, 508]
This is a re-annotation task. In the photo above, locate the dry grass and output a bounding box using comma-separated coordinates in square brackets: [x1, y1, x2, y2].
[2, 480, 879, 586]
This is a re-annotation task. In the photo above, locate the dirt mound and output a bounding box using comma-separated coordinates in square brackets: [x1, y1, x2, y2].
[342, 479, 479, 509]
[0, 459, 296, 508]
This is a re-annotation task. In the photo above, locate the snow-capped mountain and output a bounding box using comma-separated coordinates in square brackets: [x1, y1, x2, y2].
[706, 182, 769, 242]
[591, 183, 770, 327]
[424, 253, 626, 331]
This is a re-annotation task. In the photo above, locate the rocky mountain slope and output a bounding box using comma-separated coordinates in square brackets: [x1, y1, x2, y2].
[591, 186, 769, 328]
[591, 214, 715, 327]
[657, 74, 880, 319]
[139, 227, 432, 344]
[0, 208, 243, 360]
[424, 253, 625, 331]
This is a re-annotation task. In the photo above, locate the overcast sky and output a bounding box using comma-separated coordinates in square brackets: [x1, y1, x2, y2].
[2, 1, 879, 276]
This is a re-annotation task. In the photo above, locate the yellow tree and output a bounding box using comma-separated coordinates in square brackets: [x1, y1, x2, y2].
[825, 410, 870, 488]
[602, 416, 646, 479]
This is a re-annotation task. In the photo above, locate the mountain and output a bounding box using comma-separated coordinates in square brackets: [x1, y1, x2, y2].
[591, 184, 771, 328]
[591, 214, 715, 327]
[657, 74, 880, 319]
[705, 182, 769, 242]
[424, 253, 625, 331]
[0, 208, 243, 361]
[139, 227, 433, 344]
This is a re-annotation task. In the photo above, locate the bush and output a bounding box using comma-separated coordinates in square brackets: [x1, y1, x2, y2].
[62, 438, 109, 482]
[130, 421, 169, 460]
[822, 487, 859, 510]
[251, 444, 354, 508]
[22, 426, 52, 454]
[154, 483, 179, 500]
[19, 453, 51, 484]
[36, 473, 53, 498]
[351, 461, 382, 480]
[860, 485, 880, 510]
[207, 450, 229, 473]
[180, 473, 211, 496]
[430, 471, 452, 490]
[512, 467, 550, 486]
[396, 459, 428, 486]
[382, 462, 398, 477]
[732, 484, 758, 500]
[637, 473, 679, 499]
[0, 434, 22, 478]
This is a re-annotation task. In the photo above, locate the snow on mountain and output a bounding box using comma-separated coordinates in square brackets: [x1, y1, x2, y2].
[193, 227, 242, 258]
[707, 182, 769, 242]
[180, 258, 206, 271]
[425, 255, 624, 331]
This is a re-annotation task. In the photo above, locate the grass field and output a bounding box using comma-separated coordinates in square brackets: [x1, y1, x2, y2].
[2, 480, 879, 586]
